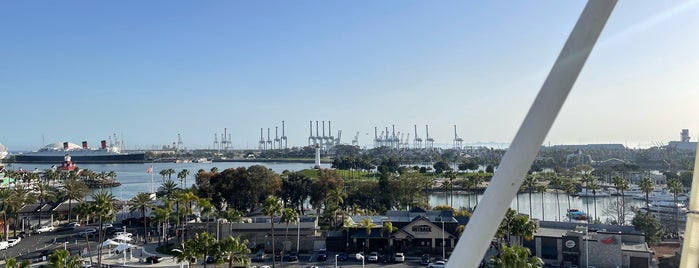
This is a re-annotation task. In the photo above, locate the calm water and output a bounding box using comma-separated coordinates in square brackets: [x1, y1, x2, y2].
[5, 162, 644, 223]
[5, 161, 330, 200]
[430, 191, 646, 223]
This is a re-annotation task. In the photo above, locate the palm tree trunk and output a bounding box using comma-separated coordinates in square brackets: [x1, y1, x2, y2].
[615, 193, 620, 224]
[68, 199, 73, 222]
[143, 207, 148, 244]
[85, 227, 94, 265]
[566, 195, 571, 222]
[271, 219, 276, 268]
[555, 189, 560, 221]
[593, 191, 598, 223]
[620, 189, 626, 225]
[528, 189, 533, 218]
[540, 191, 545, 221]
[97, 215, 103, 267]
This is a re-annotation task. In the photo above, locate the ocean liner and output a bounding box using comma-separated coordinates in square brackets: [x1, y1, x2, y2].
[14, 140, 145, 163]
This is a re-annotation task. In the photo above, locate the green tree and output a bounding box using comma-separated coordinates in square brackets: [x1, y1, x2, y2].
[178, 169, 191, 189]
[35, 181, 57, 228]
[220, 236, 251, 268]
[92, 190, 117, 267]
[524, 175, 537, 218]
[588, 178, 601, 222]
[489, 244, 543, 268]
[611, 176, 630, 225]
[130, 192, 156, 244]
[358, 217, 375, 250]
[548, 174, 562, 221]
[667, 178, 685, 233]
[639, 177, 654, 208]
[280, 207, 298, 253]
[632, 211, 664, 246]
[563, 179, 576, 219]
[380, 220, 398, 238]
[0, 188, 17, 240]
[47, 249, 83, 268]
[262, 195, 282, 268]
[536, 184, 547, 221]
[62, 178, 90, 222]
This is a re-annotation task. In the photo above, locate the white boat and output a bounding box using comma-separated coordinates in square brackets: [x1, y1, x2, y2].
[577, 187, 610, 197]
[607, 185, 644, 196]
[632, 189, 688, 202]
[640, 201, 687, 223]
[0, 143, 8, 160]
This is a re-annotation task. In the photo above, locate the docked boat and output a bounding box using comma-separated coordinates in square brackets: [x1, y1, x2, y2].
[607, 185, 644, 196]
[632, 189, 688, 202]
[14, 140, 145, 164]
[577, 187, 610, 197]
[567, 209, 588, 221]
[640, 201, 687, 223]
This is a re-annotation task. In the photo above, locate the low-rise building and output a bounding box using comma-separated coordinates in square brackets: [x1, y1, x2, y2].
[526, 221, 652, 268]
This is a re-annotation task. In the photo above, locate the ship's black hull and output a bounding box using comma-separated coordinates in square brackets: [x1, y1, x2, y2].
[14, 153, 146, 164]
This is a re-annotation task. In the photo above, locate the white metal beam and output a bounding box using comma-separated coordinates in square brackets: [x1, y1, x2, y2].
[449, 1, 617, 267]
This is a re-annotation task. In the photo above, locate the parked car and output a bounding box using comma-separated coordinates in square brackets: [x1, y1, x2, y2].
[394, 252, 405, 262]
[380, 253, 393, 263]
[316, 249, 328, 261]
[7, 237, 21, 247]
[285, 252, 298, 262]
[0, 241, 8, 250]
[337, 252, 348, 261]
[68, 222, 80, 228]
[78, 228, 97, 238]
[145, 256, 163, 264]
[367, 252, 379, 262]
[355, 252, 365, 261]
[428, 260, 447, 268]
[35, 225, 54, 234]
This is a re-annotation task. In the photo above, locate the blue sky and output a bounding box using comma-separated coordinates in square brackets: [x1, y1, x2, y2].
[1, 1, 697, 151]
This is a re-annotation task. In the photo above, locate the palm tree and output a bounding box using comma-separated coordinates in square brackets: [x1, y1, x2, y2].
[47, 249, 83, 268]
[210, 167, 219, 174]
[611, 176, 630, 225]
[153, 199, 174, 245]
[510, 214, 537, 247]
[639, 177, 654, 208]
[536, 185, 547, 220]
[563, 179, 576, 220]
[220, 236, 251, 268]
[159, 169, 168, 182]
[446, 171, 456, 207]
[178, 169, 190, 189]
[280, 207, 298, 253]
[380, 220, 398, 239]
[667, 178, 684, 234]
[177, 190, 199, 241]
[92, 190, 117, 268]
[588, 178, 601, 222]
[0, 188, 17, 240]
[580, 174, 593, 219]
[262, 195, 282, 268]
[10, 185, 35, 236]
[35, 182, 57, 228]
[62, 178, 89, 222]
[158, 179, 179, 199]
[524, 175, 537, 218]
[489, 244, 543, 267]
[130, 192, 156, 244]
[549, 174, 562, 221]
[358, 217, 374, 250]
[471, 174, 484, 207]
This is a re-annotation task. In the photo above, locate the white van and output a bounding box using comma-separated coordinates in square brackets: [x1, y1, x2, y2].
[0, 241, 9, 250]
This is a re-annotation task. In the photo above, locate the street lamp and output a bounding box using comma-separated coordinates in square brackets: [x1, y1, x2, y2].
[335, 254, 339, 268]
[441, 219, 445, 260]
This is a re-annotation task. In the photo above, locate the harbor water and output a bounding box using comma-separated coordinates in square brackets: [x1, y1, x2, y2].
[6, 162, 646, 223]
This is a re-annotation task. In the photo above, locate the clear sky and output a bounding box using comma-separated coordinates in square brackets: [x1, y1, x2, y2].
[1, 1, 697, 151]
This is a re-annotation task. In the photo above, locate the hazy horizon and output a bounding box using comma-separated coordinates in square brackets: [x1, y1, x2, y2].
[1, 1, 697, 151]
